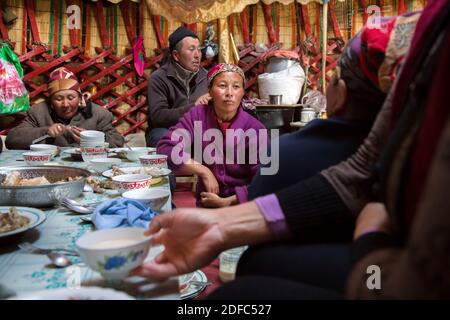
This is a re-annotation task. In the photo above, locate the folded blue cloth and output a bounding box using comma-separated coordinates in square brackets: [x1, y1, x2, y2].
[92, 198, 158, 230]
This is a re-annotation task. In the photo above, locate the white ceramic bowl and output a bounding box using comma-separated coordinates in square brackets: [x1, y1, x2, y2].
[89, 158, 122, 174]
[124, 147, 150, 161]
[112, 174, 152, 193]
[139, 154, 168, 168]
[23, 151, 53, 165]
[76, 227, 152, 280]
[30, 144, 58, 157]
[80, 130, 105, 140]
[122, 188, 170, 211]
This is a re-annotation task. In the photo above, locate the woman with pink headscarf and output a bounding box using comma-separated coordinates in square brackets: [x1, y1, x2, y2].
[157, 63, 268, 207]
[6, 67, 124, 149]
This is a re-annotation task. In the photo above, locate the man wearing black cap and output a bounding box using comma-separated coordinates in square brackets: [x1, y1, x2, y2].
[146, 26, 209, 147]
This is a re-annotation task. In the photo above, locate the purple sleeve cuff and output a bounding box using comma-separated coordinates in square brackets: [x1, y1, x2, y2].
[234, 185, 248, 203]
[254, 194, 293, 240]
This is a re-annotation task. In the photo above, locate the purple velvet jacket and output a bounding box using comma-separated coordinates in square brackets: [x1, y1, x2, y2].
[157, 103, 267, 206]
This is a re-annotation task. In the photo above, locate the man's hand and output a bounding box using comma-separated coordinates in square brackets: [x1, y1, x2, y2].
[131, 208, 226, 281]
[132, 201, 273, 282]
[195, 93, 211, 106]
[353, 202, 392, 240]
[201, 192, 236, 208]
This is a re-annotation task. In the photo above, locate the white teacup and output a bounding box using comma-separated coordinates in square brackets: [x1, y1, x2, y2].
[76, 228, 152, 280]
[300, 107, 316, 123]
[124, 147, 150, 162]
[89, 158, 122, 174]
[122, 188, 170, 211]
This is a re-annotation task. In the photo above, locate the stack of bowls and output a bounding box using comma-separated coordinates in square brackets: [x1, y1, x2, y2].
[30, 144, 58, 158]
[80, 130, 107, 162]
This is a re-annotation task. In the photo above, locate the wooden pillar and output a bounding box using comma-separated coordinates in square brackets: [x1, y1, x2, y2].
[261, 3, 277, 44]
[240, 9, 250, 45]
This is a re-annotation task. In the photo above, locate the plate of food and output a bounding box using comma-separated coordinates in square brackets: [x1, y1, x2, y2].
[0, 166, 90, 207]
[179, 270, 208, 300]
[61, 148, 83, 161]
[8, 286, 135, 300]
[102, 166, 171, 179]
[0, 206, 46, 238]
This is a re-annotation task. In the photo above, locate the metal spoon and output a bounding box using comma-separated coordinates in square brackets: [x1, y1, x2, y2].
[61, 198, 96, 214]
[63, 197, 100, 208]
[61, 202, 92, 214]
[47, 252, 72, 268]
[80, 215, 93, 223]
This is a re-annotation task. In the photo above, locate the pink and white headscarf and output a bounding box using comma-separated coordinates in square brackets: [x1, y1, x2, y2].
[207, 63, 245, 87]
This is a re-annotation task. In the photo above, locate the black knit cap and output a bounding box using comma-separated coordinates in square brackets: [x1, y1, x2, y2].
[169, 26, 198, 52]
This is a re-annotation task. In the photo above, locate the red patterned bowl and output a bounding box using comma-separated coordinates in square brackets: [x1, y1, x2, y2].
[111, 174, 152, 193]
[139, 154, 168, 168]
[22, 152, 52, 165]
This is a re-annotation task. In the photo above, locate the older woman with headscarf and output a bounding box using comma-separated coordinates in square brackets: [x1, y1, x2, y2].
[6, 67, 124, 149]
[157, 63, 268, 207]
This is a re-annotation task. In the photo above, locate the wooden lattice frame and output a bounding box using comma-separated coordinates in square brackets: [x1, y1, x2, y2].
[0, 0, 346, 136]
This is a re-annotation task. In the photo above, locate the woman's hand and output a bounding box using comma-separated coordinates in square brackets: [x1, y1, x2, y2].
[201, 192, 236, 208]
[353, 202, 392, 240]
[195, 93, 211, 105]
[176, 159, 219, 194]
[47, 123, 67, 137]
[131, 208, 226, 281]
[198, 167, 219, 194]
[69, 126, 85, 143]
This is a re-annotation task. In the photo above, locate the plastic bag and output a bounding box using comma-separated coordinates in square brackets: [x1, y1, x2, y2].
[257, 65, 305, 105]
[0, 44, 30, 114]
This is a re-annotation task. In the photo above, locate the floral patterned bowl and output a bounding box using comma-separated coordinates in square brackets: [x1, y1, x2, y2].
[76, 227, 152, 280]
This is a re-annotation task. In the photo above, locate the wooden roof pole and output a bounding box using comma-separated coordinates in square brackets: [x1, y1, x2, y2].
[24, 0, 41, 43]
[240, 10, 250, 45]
[151, 15, 166, 49]
[261, 3, 277, 45]
[120, 0, 137, 46]
[0, 2, 10, 41]
[95, 0, 110, 48]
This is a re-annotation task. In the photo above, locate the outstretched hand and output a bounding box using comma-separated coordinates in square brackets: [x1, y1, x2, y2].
[132, 208, 227, 282]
